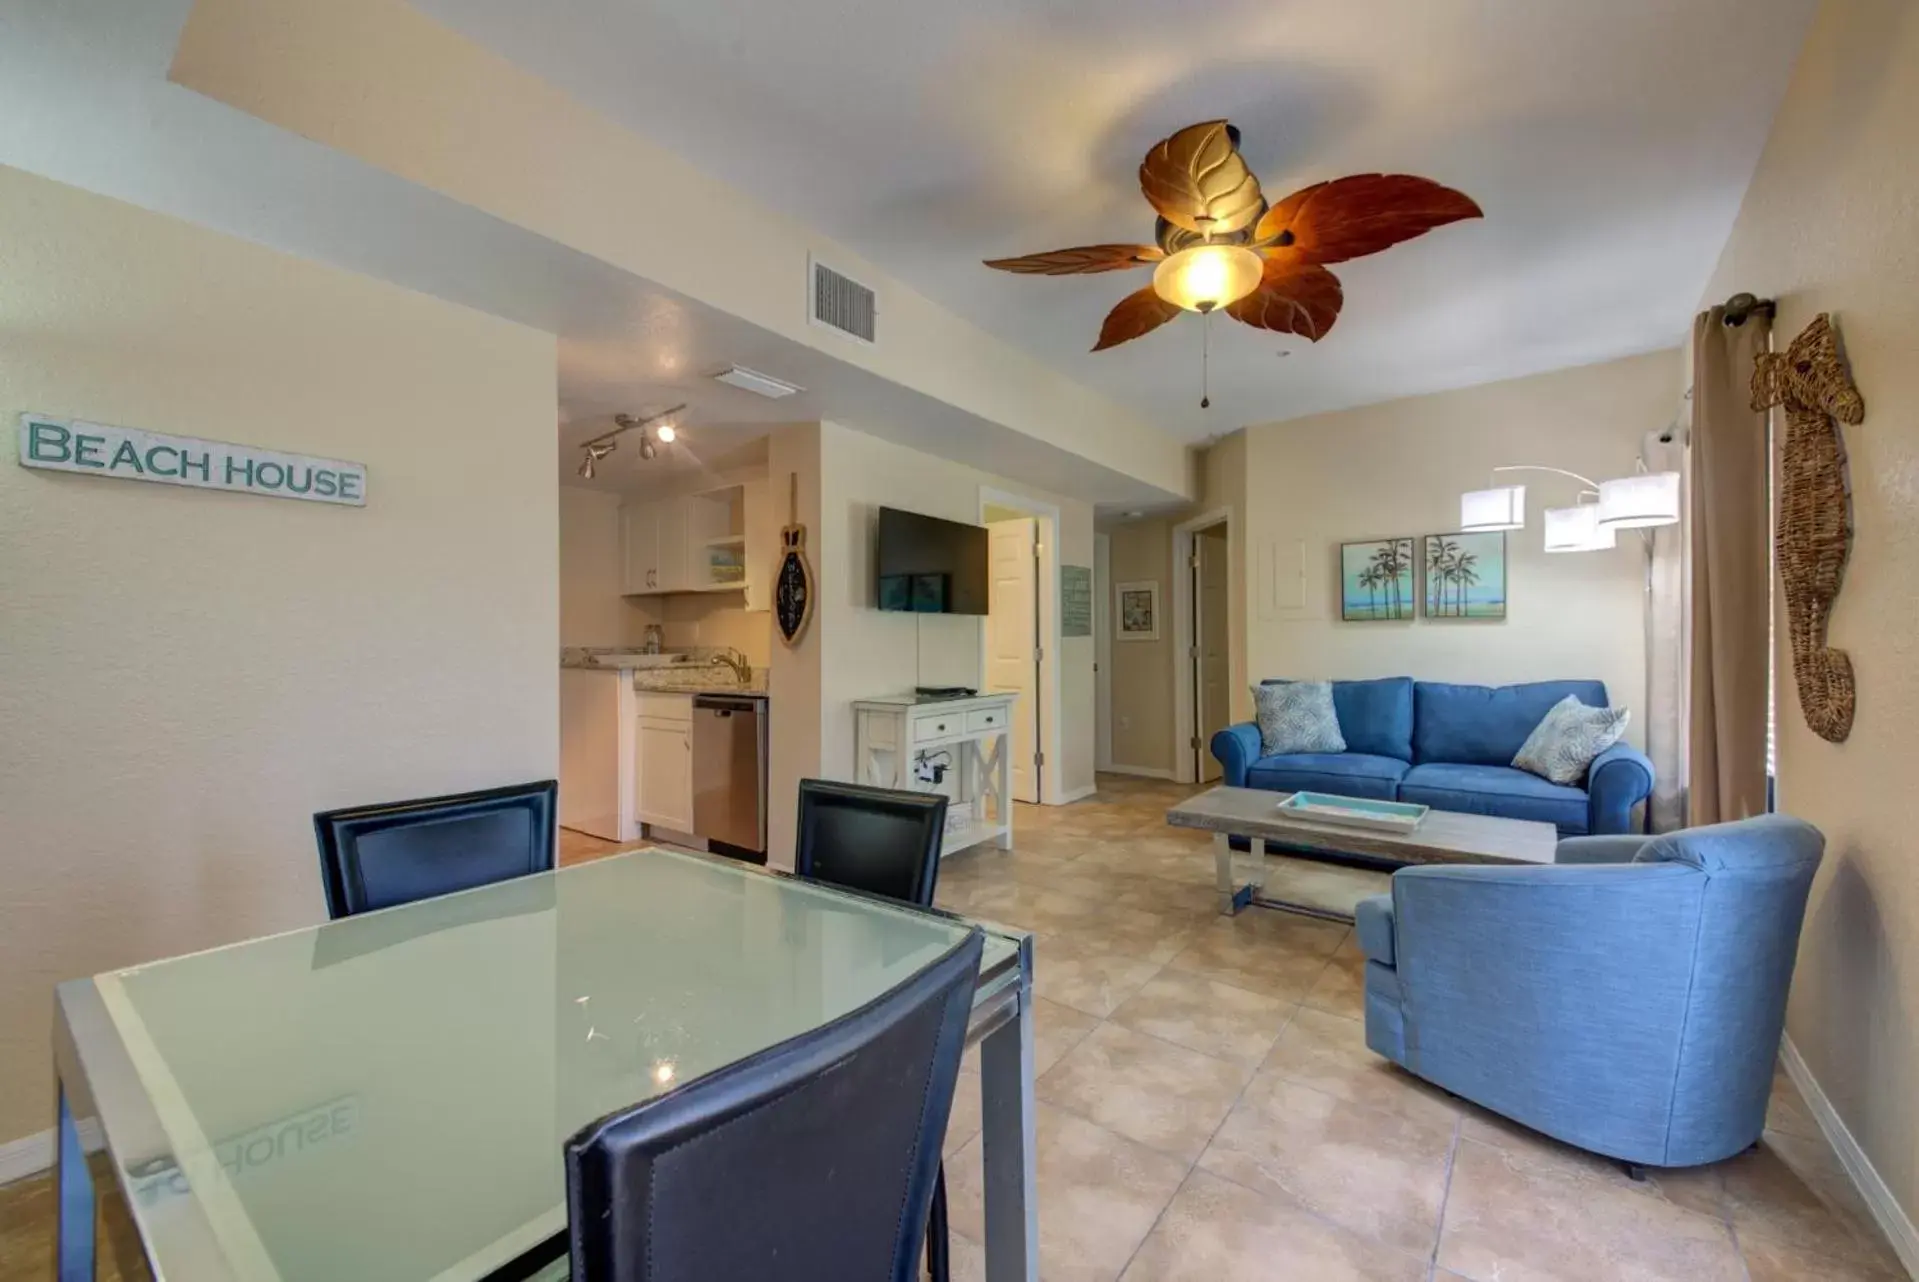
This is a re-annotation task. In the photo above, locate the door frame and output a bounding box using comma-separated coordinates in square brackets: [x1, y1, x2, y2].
[1094, 532, 1113, 774]
[978, 487, 1067, 805]
[1171, 508, 1232, 785]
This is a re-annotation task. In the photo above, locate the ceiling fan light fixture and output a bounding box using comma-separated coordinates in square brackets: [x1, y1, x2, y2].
[655, 423, 677, 443]
[1152, 244, 1263, 313]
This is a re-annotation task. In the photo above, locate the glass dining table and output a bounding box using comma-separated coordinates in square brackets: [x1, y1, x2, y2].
[52, 845, 1036, 1281]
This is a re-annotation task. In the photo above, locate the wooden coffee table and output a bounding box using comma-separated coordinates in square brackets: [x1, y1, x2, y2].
[1166, 785, 1558, 922]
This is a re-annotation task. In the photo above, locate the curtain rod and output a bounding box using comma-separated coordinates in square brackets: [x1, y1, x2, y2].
[1720, 292, 1776, 327]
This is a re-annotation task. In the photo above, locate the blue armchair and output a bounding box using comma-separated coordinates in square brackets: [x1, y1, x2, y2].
[1356, 815, 1823, 1168]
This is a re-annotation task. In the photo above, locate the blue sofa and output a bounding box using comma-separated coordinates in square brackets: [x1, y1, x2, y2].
[1211, 677, 1654, 836]
[1356, 816, 1823, 1168]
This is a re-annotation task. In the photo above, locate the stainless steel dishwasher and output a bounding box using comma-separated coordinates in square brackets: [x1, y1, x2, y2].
[691, 693, 767, 862]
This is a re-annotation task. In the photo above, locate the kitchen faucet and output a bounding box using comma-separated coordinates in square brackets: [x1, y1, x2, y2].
[709, 647, 752, 684]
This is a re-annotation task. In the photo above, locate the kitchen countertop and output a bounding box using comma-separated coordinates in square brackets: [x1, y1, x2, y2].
[560, 655, 765, 697]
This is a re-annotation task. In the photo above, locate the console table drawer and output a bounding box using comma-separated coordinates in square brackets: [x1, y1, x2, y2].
[966, 707, 1007, 733]
[912, 713, 961, 743]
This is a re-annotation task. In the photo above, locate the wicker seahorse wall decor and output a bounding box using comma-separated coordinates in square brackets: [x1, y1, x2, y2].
[1752, 313, 1866, 743]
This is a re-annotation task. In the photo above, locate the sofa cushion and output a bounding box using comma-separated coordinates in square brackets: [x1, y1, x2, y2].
[1246, 752, 1409, 802]
[1513, 695, 1631, 784]
[1253, 680, 1346, 755]
[1261, 677, 1413, 761]
[1413, 679, 1610, 766]
[1398, 762, 1590, 833]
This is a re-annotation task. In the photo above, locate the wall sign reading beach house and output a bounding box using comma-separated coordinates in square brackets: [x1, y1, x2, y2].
[17, 414, 367, 507]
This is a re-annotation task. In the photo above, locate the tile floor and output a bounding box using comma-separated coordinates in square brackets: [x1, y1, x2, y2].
[2, 778, 1904, 1282]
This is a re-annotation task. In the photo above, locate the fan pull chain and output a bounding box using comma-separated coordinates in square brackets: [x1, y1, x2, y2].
[1200, 312, 1212, 409]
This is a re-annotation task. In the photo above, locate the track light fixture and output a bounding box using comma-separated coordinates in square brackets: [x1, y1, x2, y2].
[576, 404, 686, 478]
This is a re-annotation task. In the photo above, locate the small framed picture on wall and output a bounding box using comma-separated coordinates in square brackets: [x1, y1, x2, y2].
[1116, 580, 1161, 642]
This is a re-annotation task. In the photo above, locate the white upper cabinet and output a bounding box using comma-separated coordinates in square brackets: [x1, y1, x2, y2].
[621, 485, 758, 597]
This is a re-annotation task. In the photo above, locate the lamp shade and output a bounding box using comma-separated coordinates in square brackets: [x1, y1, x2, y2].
[1151, 245, 1264, 313]
[1598, 471, 1681, 529]
[1460, 485, 1526, 532]
[1543, 504, 1617, 553]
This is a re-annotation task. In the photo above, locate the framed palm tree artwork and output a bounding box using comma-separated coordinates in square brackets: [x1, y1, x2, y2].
[1423, 531, 1507, 619]
[1340, 538, 1416, 621]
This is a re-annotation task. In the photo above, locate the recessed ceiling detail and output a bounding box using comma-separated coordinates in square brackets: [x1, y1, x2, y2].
[985, 120, 1481, 353]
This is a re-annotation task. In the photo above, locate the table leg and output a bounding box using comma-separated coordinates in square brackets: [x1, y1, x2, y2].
[56, 1080, 95, 1282]
[993, 731, 1013, 849]
[979, 941, 1037, 1282]
[1214, 832, 1242, 915]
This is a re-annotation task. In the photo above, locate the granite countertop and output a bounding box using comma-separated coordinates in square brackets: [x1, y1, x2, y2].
[561, 647, 765, 696]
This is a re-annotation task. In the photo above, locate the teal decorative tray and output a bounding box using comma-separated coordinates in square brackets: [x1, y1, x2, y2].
[1276, 791, 1429, 835]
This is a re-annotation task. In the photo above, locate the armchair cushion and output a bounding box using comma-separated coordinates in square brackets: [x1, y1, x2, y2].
[1398, 762, 1590, 833]
[1245, 752, 1408, 802]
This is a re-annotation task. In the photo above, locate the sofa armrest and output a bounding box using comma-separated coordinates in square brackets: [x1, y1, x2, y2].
[1211, 723, 1263, 787]
[1556, 834, 1655, 865]
[1355, 894, 1395, 965]
[1587, 741, 1654, 835]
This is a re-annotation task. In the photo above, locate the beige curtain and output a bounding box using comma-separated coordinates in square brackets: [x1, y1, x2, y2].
[1642, 425, 1690, 831]
[1688, 307, 1771, 825]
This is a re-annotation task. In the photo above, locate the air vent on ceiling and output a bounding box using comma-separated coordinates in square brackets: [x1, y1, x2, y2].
[809, 256, 877, 344]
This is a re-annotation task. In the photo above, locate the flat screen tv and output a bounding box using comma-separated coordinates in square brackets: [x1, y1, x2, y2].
[875, 506, 989, 615]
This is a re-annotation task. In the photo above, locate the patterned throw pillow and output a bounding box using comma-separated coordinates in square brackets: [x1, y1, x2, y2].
[1252, 681, 1347, 756]
[1512, 695, 1631, 785]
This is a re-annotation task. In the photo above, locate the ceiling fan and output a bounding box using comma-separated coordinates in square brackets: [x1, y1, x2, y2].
[984, 120, 1482, 364]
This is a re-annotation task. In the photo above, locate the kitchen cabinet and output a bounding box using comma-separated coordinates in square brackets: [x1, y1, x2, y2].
[622, 490, 746, 596]
[742, 477, 776, 613]
[621, 504, 660, 594]
[635, 693, 695, 833]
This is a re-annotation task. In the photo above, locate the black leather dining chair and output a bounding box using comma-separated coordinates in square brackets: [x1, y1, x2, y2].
[794, 779, 948, 907]
[565, 928, 984, 1282]
[793, 778, 954, 1280]
[312, 779, 557, 919]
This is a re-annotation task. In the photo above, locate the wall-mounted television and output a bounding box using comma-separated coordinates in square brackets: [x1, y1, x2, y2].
[875, 506, 989, 615]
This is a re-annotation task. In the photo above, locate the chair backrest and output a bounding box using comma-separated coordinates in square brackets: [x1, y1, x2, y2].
[1412, 679, 1610, 765]
[312, 780, 557, 919]
[794, 779, 947, 909]
[1636, 814, 1823, 1159]
[565, 928, 984, 1282]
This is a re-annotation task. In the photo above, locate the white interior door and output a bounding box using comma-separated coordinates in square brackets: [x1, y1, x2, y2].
[1196, 526, 1231, 783]
[1094, 533, 1113, 774]
[987, 518, 1040, 804]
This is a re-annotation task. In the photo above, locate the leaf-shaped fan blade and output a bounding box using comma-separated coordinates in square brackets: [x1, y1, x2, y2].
[1254, 175, 1481, 264]
[1138, 121, 1264, 235]
[1224, 261, 1344, 341]
[983, 245, 1165, 275]
[1093, 287, 1183, 352]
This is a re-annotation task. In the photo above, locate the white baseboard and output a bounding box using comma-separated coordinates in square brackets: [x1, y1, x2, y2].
[1780, 1036, 1919, 1277]
[0, 1119, 104, 1186]
[1101, 764, 1177, 780]
[1052, 783, 1100, 804]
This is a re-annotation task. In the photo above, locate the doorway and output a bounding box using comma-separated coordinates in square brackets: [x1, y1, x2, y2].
[1170, 509, 1232, 785]
[1194, 524, 1231, 783]
[980, 490, 1061, 806]
[985, 514, 1041, 803]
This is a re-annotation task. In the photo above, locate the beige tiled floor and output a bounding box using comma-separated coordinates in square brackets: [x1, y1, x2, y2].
[2, 785, 1904, 1282]
[929, 774, 1907, 1282]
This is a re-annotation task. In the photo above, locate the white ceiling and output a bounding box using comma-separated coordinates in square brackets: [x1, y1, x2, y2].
[420, 0, 1816, 442]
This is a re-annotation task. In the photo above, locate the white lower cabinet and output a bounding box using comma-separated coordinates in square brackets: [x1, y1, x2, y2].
[635, 694, 694, 834]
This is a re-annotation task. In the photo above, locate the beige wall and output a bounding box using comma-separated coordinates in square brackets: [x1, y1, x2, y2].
[0, 166, 559, 1144]
[1236, 350, 1679, 740]
[659, 593, 772, 671]
[1106, 519, 1176, 773]
[558, 486, 655, 646]
[762, 421, 1098, 861]
[1701, 0, 1919, 1225]
[1198, 431, 1251, 722]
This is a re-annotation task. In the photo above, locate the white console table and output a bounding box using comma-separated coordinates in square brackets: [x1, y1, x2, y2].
[852, 692, 1017, 856]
